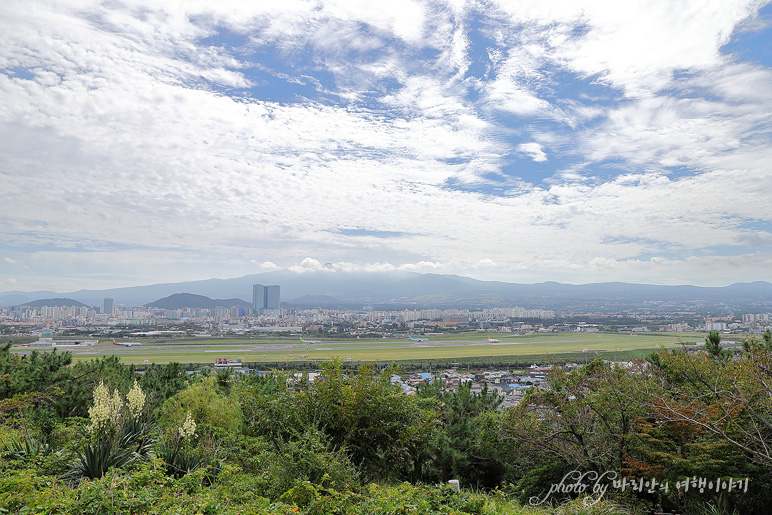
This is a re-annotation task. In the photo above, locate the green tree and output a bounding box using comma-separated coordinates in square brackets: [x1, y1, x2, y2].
[705, 331, 731, 360]
[416, 380, 504, 486]
[138, 362, 190, 413]
[501, 361, 645, 473]
[743, 329, 772, 352]
[0, 343, 73, 400]
[159, 377, 243, 436]
[295, 361, 436, 481]
[52, 356, 136, 419]
[640, 347, 772, 467]
[627, 347, 772, 513]
[240, 362, 436, 482]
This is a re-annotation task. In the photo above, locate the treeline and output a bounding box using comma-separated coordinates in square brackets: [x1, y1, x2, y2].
[1, 333, 772, 514]
[128, 348, 653, 374]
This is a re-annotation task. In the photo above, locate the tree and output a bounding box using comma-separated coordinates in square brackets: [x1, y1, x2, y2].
[638, 347, 772, 467]
[241, 361, 436, 482]
[622, 346, 772, 513]
[0, 343, 73, 401]
[159, 377, 243, 435]
[295, 361, 436, 481]
[415, 380, 504, 486]
[743, 330, 772, 353]
[501, 360, 644, 474]
[138, 362, 190, 412]
[705, 331, 732, 360]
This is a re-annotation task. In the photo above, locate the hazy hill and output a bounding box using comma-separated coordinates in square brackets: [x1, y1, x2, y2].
[290, 295, 364, 309]
[2, 271, 771, 311]
[0, 291, 59, 307]
[14, 297, 90, 308]
[145, 293, 250, 310]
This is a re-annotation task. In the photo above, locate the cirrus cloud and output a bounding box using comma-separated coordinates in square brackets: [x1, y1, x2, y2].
[0, 0, 770, 291]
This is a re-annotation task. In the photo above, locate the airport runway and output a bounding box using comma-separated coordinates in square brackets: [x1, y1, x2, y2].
[40, 338, 586, 356]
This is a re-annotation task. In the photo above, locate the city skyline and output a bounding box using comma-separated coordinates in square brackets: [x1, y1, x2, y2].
[2, 1, 772, 292]
[3, 269, 771, 314]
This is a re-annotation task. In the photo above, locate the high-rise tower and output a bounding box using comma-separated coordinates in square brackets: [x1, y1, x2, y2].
[253, 284, 280, 314]
[103, 297, 114, 315]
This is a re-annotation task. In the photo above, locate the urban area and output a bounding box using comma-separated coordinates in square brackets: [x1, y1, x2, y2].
[3, 283, 772, 410]
[2, 283, 770, 337]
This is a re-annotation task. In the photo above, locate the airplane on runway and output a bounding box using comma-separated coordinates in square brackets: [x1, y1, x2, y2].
[487, 336, 500, 343]
[408, 335, 428, 342]
[113, 339, 142, 347]
[300, 336, 321, 344]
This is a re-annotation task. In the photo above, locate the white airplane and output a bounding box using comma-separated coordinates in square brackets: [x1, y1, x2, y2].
[408, 335, 428, 342]
[299, 336, 321, 344]
[113, 339, 142, 347]
[487, 336, 500, 343]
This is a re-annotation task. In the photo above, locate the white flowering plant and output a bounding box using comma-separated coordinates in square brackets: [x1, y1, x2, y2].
[67, 379, 155, 481]
[178, 411, 197, 441]
[158, 410, 209, 479]
[87, 381, 124, 439]
[126, 379, 146, 422]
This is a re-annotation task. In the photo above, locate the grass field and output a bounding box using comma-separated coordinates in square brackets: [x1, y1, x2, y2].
[47, 331, 704, 366]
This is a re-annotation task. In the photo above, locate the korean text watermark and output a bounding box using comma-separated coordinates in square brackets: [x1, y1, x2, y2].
[529, 470, 749, 506]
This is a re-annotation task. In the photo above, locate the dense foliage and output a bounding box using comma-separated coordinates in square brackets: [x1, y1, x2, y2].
[2, 333, 772, 514]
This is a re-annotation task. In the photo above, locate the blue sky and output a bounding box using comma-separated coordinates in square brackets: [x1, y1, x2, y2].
[1, 0, 771, 292]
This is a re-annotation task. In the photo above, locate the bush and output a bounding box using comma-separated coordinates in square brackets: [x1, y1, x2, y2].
[158, 378, 243, 436]
[553, 496, 638, 515]
[66, 438, 135, 481]
[0, 469, 71, 513]
[261, 429, 360, 500]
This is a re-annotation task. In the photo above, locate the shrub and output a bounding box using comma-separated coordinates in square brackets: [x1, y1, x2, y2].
[259, 429, 359, 500]
[65, 381, 155, 481]
[2, 434, 52, 461]
[158, 377, 243, 436]
[553, 496, 636, 515]
[66, 439, 135, 481]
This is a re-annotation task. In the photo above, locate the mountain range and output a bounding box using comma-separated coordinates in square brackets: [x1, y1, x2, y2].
[2, 270, 772, 312]
[145, 293, 251, 310]
[13, 297, 90, 308]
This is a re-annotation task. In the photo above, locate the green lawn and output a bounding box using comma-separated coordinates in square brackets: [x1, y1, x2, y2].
[58, 331, 701, 365]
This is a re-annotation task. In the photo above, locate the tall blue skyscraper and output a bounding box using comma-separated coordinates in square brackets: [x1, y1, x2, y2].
[253, 284, 280, 314]
[103, 297, 114, 315]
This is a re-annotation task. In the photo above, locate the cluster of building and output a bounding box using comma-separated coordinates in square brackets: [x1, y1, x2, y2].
[209, 358, 615, 408]
[703, 314, 771, 334]
[208, 356, 558, 407]
[2, 282, 771, 338]
[0, 289, 559, 337]
[390, 367, 559, 407]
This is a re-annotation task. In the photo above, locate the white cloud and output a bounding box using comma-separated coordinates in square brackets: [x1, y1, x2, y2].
[286, 259, 446, 275]
[330, 262, 399, 273]
[0, 0, 770, 291]
[289, 258, 336, 273]
[485, 0, 762, 96]
[517, 142, 548, 162]
[397, 261, 442, 271]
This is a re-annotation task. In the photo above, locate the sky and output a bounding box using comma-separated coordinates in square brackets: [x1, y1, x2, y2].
[1, 0, 772, 292]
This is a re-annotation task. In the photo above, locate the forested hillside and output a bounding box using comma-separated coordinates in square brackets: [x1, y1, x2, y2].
[2, 333, 771, 514]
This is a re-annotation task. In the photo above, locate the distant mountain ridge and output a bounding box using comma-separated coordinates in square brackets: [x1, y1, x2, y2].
[145, 293, 250, 310]
[12, 297, 90, 308]
[2, 271, 771, 312]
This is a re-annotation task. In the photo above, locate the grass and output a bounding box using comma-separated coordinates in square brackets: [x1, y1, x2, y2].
[50, 332, 702, 366]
